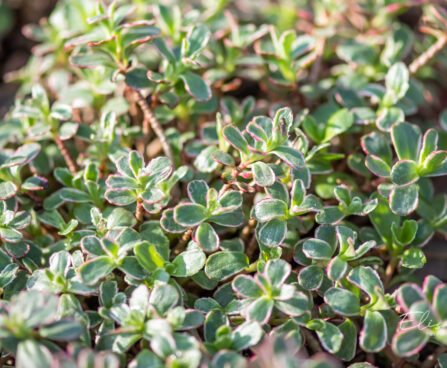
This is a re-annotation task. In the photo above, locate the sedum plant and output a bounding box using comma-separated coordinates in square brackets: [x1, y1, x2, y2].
[1, 0, 447, 367]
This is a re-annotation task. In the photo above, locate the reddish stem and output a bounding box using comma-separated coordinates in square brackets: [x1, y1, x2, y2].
[54, 135, 78, 174]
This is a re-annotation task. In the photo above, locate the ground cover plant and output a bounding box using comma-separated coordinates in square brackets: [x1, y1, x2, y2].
[1, 0, 447, 366]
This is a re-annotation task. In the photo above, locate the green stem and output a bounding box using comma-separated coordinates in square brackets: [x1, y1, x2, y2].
[244, 261, 258, 273]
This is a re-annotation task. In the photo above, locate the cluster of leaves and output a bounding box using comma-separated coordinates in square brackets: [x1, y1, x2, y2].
[1, 0, 447, 367]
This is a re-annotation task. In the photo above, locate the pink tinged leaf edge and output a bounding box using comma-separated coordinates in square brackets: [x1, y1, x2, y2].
[389, 185, 419, 216]
[395, 283, 426, 313]
[391, 327, 429, 357]
[0, 183, 18, 200]
[88, 35, 117, 47]
[390, 159, 420, 187]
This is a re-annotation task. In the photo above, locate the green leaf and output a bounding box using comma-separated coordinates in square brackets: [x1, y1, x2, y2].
[327, 256, 348, 281]
[420, 150, 447, 176]
[195, 222, 219, 252]
[392, 327, 429, 357]
[258, 218, 287, 247]
[434, 284, 447, 320]
[360, 311, 387, 352]
[80, 256, 115, 285]
[195, 145, 219, 173]
[125, 68, 153, 89]
[275, 292, 309, 317]
[22, 176, 48, 191]
[70, 53, 115, 69]
[265, 259, 290, 288]
[0, 263, 19, 288]
[391, 160, 419, 186]
[105, 189, 137, 206]
[272, 146, 305, 170]
[315, 206, 345, 224]
[362, 132, 392, 163]
[0, 181, 17, 200]
[171, 243, 206, 277]
[323, 108, 354, 142]
[58, 122, 78, 140]
[132, 350, 163, 368]
[324, 287, 360, 316]
[0, 228, 23, 242]
[397, 284, 425, 311]
[81, 235, 106, 256]
[212, 150, 235, 167]
[179, 72, 212, 102]
[391, 122, 421, 162]
[401, 248, 426, 269]
[205, 251, 249, 281]
[140, 187, 165, 204]
[298, 265, 324, 290]
[153, 37, 176, 63]
[222, 126, 250, 155]
[247, 296, 274, 324]
[39, 320, 83, 341]
[212, 351, 246, 368]
[231, 321, 264, 351]
[209, 208, 245, 227]
[150, 284, 179, 316]
[39, 210, 65, 231]
[174, 203, 208, 227]
[335, 319, 357, 361]
[369, 193, 399, 245]
[384, 62, 409, 105]
[291, 179, 305, 207]
[439, 354, 447, 368]
[182, 25, 210, 59]
[135, 241, 165, 272]
[419, 129, 438, 164]
[308, 320, 343, 354]
[254, 199, 288, 222]
[381, 25, 413, 66]
[347, 266, 384, 304]
[219, 191, 242, 209]
[390, 184, 419, 216]
[187, 180, 208, 206]
[365, 155, 391, 178]
[16, 341, 52, 368]
[161, 209, 188, 233]
[233, 275, 264, 298]
[336, 39, 377, 65]
[60, 188, 91, 203]
[252, 162, 275, 187]
[376, 107, 405, 132]
[204, 310, 227, 341]
[155, 4, 180, 38]
[303, 238, 333, 260]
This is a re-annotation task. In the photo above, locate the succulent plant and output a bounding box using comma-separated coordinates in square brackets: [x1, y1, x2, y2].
[0, 0, 447, 367]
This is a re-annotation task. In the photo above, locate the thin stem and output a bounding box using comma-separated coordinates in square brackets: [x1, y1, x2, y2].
[134, 91, 174, 164]
[246, 233, 258, 261]
[384, 257, 398, 289]
[409, 34, 447, 75]
[219, 161, 249, 196]
[25, 191, 42, 204]
[219, 182, 233, 196]
[302, 329, 322, 353]
[135, 198, 144, 226]
[241, 218, 256, 243]
[54, 135, 78, 174]
[421, 346, 447, 368]
[174, 228, 193, 255]
[310, 37, 325, 83]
